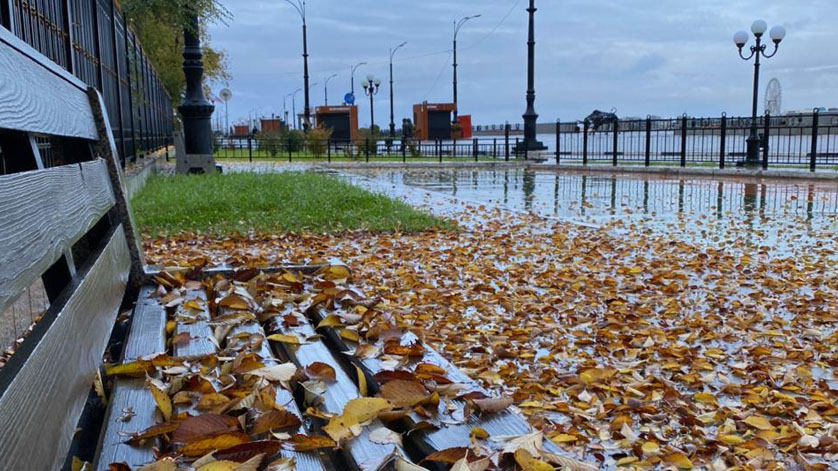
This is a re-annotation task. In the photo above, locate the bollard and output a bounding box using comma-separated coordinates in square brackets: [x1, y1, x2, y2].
[555, 121, 561, 165]
[365, 137, 370, 163]
[719, 114, 727, 169]
[248, 136, 252, 162]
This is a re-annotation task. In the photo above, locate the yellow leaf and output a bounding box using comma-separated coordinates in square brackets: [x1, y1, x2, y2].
[322, 265, 351, 280]
[719, 434, 746, 446]
[550, 434, 577, 444]
[339, 329, 360, 343]
[694, 392, 718, 406]
[266, 333, 304, 345]
[322, 398, 392, 442]
[198, 461, 238, 471]
[665, 453, 693, 469]
[744, 415, 773, 431]
[355, 365, 368, 397]
[180, 433, 249, 457]
[147, 379, 172, 422]
[317, 315, 344, 329]
[641, 441, 660, 455]
[514, 449, 555, 471]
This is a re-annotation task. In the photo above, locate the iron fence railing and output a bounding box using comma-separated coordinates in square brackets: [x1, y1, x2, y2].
[214, 136, 531, 162]
[1, 0, 174, 166]
[554, 112, 838, 171]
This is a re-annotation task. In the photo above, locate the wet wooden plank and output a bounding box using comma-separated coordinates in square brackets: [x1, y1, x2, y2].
[0, 160, 115, 316]
[228, 321, 328, 471]
[173, 290, 215, 358]
[306, 307, 574, 460]
[0, 226, 130, 471]
[94, 285, 167, 471]
[265, 308, 405, 471]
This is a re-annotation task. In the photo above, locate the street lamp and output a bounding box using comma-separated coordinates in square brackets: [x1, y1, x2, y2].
[324, 73, 338, 106]
[389, 41, 408, 139]
[362, 74, 382, 131]
[350, 61, 367, 103]
[517, 0, 546, 152]
[291, 87, 302, 130]
[453, 14, 480, 124]
[284, 0, 312, 131]
[734, 20, 786, 166]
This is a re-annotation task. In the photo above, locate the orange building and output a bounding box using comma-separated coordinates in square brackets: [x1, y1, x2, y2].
[260, 118, 284, 134]
[413, 102, 456, 141]
[315, 105, 359, 142]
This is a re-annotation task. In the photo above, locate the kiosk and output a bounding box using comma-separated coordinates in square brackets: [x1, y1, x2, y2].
[315, 105, 359, 142]
[413, 102, 456, 141]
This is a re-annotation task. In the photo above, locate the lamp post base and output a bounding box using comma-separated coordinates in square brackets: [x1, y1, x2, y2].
[737, 135, 762, 167]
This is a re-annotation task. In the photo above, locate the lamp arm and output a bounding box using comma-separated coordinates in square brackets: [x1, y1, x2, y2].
[762, 43, 780, 59]
[738, 47, 756, 61]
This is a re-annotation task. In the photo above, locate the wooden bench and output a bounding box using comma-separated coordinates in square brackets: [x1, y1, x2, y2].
[0, 28, 597, 471]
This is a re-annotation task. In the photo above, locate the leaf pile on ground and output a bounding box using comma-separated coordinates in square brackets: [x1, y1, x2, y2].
[142, 205, 838, 471]
[101, 264, 594, 471]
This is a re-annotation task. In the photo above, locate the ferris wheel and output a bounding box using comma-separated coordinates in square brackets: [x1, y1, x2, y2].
[764, 78, 782, 115]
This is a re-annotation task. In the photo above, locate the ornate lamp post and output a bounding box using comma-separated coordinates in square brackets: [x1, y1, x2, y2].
[284, 0, 311, 131]
[389, 41, 408, 139]
[178, 11, 214, 155]
[362, 74, 381, 130]
[734, 20, 786, 166]
[349, 61, 367, 103]
[517, 0, 546, 152]
[324, 73, 338, 106]
[453, 14, 480, 124]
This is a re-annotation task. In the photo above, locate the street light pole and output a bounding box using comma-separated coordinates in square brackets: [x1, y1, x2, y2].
[363, 74, 381, 130]
[284, 0, 311, 131]
[518, 0, 546, 152]
[324, 73, 338, 106]
[453, 14, 480, 125]
[389, 41, 407, 139]
[734, 20, 786, 166]
[350, 61, 367, 102]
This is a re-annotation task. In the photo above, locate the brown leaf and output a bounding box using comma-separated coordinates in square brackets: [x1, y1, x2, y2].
[305, 362, 337, 382]
[214, 440, 281, 463]
[127, 422, 179, 444]
[378, 380, 430, 408]
[251, 410, 303, 435]
[471, 396, 513, 415]
[172, 414, 241, 444]
[422, 447, 469, 464]
[180, 432, 250, 457]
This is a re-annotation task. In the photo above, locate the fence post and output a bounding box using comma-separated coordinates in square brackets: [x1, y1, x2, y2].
[762, 111, 770, 170]
[365, 137, 370, 162]
[612, 120, 619, 167]
[438, 139, 442, 163]
[473, 138, 478, 161]
[582, 120, 589, 166]
[493, 138, 497, 159]
[504, 124, 510, 161]
[327, 138, 331, 162]
[719, 113, 727, 169]
[644, 116, 651, 167]
[402, 139, 407, 163]
[288, 140, 292, 162]
[680, 114, 687, 167]
[555, 121, 561, 165]
[248, 136, 252, 162]
[810, 109, 819, 172]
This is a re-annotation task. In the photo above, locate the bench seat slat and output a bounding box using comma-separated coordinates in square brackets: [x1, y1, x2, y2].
[0, 225, 131, 471]
[0, 160, 116, 316]
[95, 286, 167, 471]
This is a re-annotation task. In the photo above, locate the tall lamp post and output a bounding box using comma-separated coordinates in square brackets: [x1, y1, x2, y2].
[734, 20, 786, 166]
[453, 14, 480, 124]
[362, 74, 381, 131]
[324, 73, 338, 106]
[291, 87, 302, 129]
[517, 0, 546, 152]
[389, 41, 408, 139]
[284, 0, 311, 131]
[350, 61, 367, 103]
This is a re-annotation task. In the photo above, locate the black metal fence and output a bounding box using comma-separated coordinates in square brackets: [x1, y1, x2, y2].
[1, 0, 174, 166]
[214, 136, 530, 162]
[554, 112, 838, 171]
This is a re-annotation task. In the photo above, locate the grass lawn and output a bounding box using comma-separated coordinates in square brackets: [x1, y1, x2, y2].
[132, 171, 450, 236]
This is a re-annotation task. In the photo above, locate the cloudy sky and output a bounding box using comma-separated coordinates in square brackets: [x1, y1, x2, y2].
[207, 0, 838, 128]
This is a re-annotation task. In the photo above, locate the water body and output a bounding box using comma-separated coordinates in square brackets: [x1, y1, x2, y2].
[349, 168, 838, 256]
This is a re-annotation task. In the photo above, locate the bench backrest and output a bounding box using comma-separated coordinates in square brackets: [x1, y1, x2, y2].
[0, 26, 145, 471]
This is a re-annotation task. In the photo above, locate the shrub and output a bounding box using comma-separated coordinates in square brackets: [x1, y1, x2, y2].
[282, 129, 305, 153]
[260, 131, 283, 158]
[306, 127, 332, 158]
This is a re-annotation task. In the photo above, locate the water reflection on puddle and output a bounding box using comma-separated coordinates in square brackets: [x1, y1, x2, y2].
[351, 168, 838, 254]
